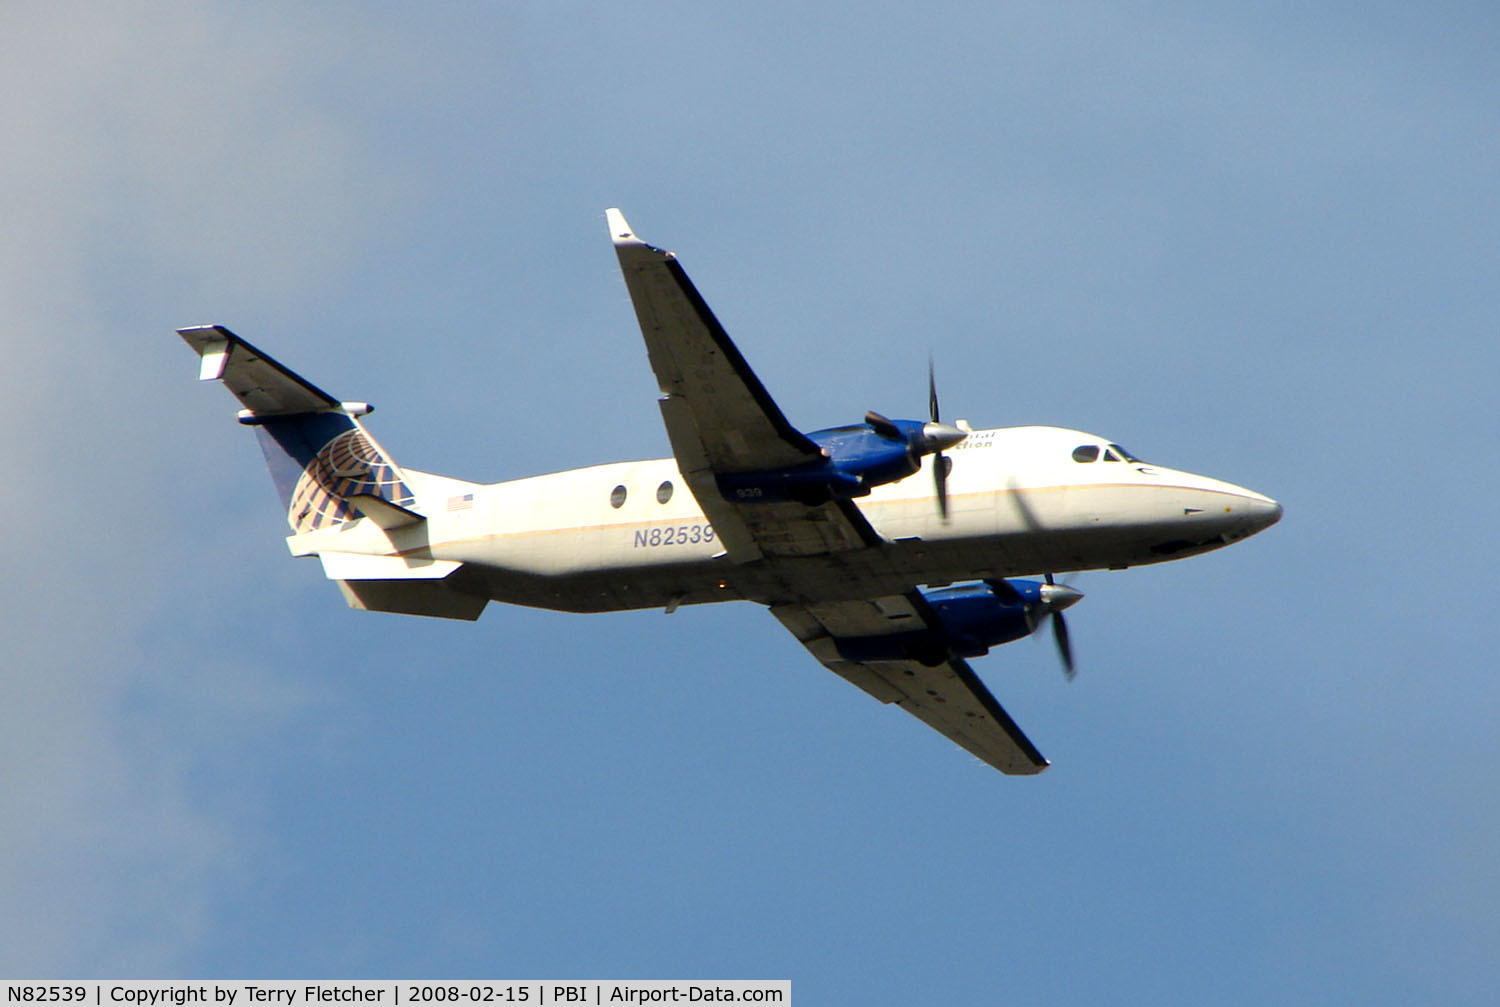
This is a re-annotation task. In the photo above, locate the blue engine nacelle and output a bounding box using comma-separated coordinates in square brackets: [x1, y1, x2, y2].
[714, 416, 965, 505]
[834, 580, 1051, 665]
[715, 423, 919, 504]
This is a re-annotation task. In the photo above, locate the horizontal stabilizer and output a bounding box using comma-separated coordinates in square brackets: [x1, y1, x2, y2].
[320, 553, 485, 620]
[179, 324, 341, 417]
[335, 579, 487, 621]
[319, 552, 461, 581]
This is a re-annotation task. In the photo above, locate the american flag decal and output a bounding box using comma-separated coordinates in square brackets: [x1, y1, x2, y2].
[448, 493, 475, 511]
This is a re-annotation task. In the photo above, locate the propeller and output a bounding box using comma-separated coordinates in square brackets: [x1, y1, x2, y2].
[863, 410, 903, 441]
[861, 360, 966, 520]
[926, 357, 961, 521]
[986, 575, 1083, 678]
[1040, 573, 1081, 680]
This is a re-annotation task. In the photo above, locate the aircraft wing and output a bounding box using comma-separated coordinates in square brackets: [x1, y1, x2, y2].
[608, 209, 880, 562]
[609, 212, 1039, 772]
[771, 595, 1049, 775]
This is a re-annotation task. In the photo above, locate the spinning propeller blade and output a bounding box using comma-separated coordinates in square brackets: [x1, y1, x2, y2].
[929, 357, 954, 521]
[864, 410, 903, 441]
[1041, 573, 1081, 680]
[1053, 613, 1075, 680]
[862, 360, 965, 520]
[929, 355, 941, 425]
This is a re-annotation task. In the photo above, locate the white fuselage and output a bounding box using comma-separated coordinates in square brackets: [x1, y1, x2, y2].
[289, 425, 1280, 613]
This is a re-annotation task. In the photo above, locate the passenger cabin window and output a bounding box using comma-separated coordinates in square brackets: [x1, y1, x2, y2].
[610, 484, 627, 508]
[1072, 445, 1100, 463]
[656, 481, 674, 504]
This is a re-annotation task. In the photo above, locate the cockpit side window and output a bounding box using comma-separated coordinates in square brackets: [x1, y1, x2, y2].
[1072, 445, 1100, 463]
[1102, 447, 1122, 461]
[1109, 443, 1142, 462]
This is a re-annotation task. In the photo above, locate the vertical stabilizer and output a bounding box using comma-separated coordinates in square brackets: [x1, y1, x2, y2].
[179, 325, 417, 533]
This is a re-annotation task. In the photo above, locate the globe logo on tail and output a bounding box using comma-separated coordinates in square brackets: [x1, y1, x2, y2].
[288, 428, 413, 533]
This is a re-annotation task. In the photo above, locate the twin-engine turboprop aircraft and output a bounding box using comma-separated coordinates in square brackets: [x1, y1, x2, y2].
[180, 209, 1280, 775]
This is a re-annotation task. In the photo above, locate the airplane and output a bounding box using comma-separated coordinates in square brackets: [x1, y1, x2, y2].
[179, 208, 1281, 775]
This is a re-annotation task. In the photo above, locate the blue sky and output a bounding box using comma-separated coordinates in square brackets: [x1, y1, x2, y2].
[3, 1, 1497, 1001]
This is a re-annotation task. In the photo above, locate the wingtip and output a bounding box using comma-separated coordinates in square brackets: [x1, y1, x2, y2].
[605, 207, 638, 245]
[606, 208, 672, 260]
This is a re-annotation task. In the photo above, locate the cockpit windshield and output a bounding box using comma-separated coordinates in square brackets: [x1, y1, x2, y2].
[1072, 443, 1144, 463]
[1071, 445, 1099, 463]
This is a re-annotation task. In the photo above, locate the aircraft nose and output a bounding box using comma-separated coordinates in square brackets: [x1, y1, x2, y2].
[1245, 493, 1283, 531]
[1179, 472, 1282, 541]
[1214, 489, 1281, 545]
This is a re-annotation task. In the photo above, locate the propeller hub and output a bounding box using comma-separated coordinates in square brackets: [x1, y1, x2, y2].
[1039, 582, 1083, 613]
[919, 421, 967, 454]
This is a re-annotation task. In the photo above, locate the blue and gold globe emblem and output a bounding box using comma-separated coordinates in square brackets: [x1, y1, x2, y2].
[288, 428, 414, 533]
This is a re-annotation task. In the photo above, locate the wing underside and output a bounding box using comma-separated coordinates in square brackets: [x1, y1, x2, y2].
[772, 596, 1049, 775]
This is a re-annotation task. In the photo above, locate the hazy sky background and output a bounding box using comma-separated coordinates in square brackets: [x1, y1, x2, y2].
[2, 1, 1496, 1001]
